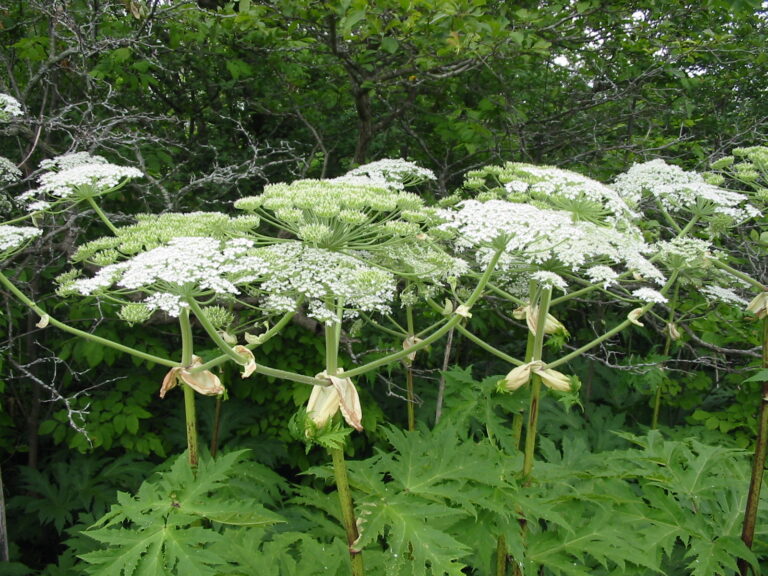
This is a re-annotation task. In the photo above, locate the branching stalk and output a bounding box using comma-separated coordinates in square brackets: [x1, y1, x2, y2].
[85, 196, 119, 235]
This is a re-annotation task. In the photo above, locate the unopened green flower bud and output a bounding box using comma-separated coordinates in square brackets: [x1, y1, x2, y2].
[233, 196, 262, 211]
[202, 305, 235, 330]
[118, 303, 153, 325]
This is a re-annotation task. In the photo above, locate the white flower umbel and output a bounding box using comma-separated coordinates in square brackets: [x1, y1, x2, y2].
[439, 199, 664, 285]
[0, 225, 41, 254]
[39, 152, 109, 172]
[73, 212, 260, 265]
[632, 287, 668, 304]
[255, 242, 397, 324]
[701, 285, 749, 307]
[333, 159, 436, 190]
[22, 153, 142, 209]
[613, 159, 760, 222]
[501, 163, 638, 224]
[654, 237, 713, 272]
[66, 237, 269, 316]
[585, 265, 620, 288]
[0, 94, 23, 120]
[531, 271, 568, 292]
[235, 178, 434, 252]
[0, 156, 21, 185]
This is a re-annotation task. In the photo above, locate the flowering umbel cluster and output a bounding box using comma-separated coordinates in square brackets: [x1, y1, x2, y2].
[0, 94, 23, 120]
[60, 236, 269, 316]
[18, 152, 143, 212]
[613, 159, 760, 222]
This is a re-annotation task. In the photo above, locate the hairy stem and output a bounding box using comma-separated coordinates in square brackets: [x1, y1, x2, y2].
[739, 316, 768, 576]
[325, 302, 365, 575]
[406, 303, 416, 431]
[0, 271, 178, 367]
[330, 446, 365, 576]
[179, 308, 199, 469]
[85, 196, 118, 235]
[522, 284, 552, 480]
[652, 282, 679, 429]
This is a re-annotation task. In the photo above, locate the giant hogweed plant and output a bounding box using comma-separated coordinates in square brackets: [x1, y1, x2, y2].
[0, 90, 765, 574]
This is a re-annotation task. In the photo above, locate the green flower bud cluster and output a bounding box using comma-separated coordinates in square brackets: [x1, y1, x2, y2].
[235, 179, 433, 251]
[73, 212, 259, 264]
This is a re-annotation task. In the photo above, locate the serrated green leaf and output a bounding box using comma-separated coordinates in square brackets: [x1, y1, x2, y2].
[180, 499, 284, 526]
[356, 494, 469, 576]
[80, 524, 167, 576]
[163, 526, 225, 575]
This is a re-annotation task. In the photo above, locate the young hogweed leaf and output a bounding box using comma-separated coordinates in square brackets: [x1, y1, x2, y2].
[219, 528, 348, 576]
[81, 450, 283, 575]
[79, 525, 168, 576]
[687, 536, 757, 576]
[354, 494, 470, 576]
[162, 526, 226, 576]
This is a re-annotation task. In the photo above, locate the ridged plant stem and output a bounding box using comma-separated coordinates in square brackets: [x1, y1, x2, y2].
[179, 308, 199, 469]
[739, 316, 768, 576]
[325, 302, 365, 576]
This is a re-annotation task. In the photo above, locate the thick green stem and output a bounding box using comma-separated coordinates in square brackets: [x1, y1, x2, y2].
[0, 271, 177, 367]
[324, 303, 365, 576]
[330, 446, 365, 576]
[188, 298, 249, 365]
[179, 308, 199, 469]
[496, 534, 508, 576]
[738, 317, 768, 576]
[85, 196, 119, 235]
[344, 248, 505, 380]
[522, 285, 552, 480]
[652, 283, 680, 429]
[405, 303, 416, 431]
[454, 323, 523, 367]
[712, 260, 767, 292]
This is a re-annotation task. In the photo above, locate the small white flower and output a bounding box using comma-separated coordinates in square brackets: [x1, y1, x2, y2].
[337, 158, 436, 190]
[0, 94, 23, 119]
[35, 162, 143, 200]
[70, 237, 270, 314]
[0, 156, 21, 184]
[632, 287, 668, 304]
[0, 225, 41, 253]
[254, 242, 397, 323]
[585, 265, 619, 288]
[701, 285, 748, 306]
[614, 159, 759, 222]
[531, 271, 568, 292]
[39, 152, 109, 172]
[439, 199, 664, 284]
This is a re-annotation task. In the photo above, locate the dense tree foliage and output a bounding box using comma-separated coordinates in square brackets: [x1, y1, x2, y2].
[1, 1, 767, 574]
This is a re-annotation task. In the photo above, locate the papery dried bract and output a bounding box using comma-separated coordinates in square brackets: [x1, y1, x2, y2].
[502, 362, 535, 391]
[746, 292, 768, 319]
[233, 345, 257, 378]
[160, 356, 225, 398]
[306, 382, 341, 429]
[515, 304, 567, 336]
[179, 369, 225, 396]
[628, 308, 645, 327]
[160, 367, 180, 399]
[402, 335, 423, 366]
[536, 368, 572, 392]
[667, 323, 681, 340]
[501, 361, 572, 392]
[307, 371, 363, 431]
